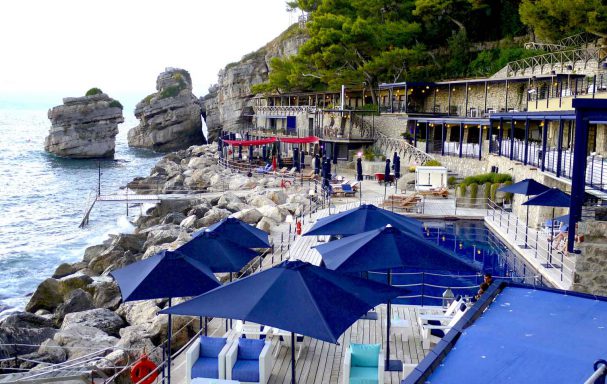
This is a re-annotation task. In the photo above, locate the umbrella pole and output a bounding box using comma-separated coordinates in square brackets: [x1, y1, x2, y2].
[359, 181, 362, 206]
[291, 332, 296, 384]
[525, 202, 530, 247]
[385, 269, 402, 372]
[167, 297, 172, 384]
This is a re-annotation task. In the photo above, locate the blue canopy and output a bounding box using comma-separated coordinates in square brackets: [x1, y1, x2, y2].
[206, 217, 270, 248]
[161, 260, 403, 344]
[238, 145, 242, 160]
[177, 230, 259, 272]
[315, 225, 476, 273]
[384, 159, 391, 181]
[356, 158, 363, 182]
[554, 213, 570, 223]
[294, 147, 300, 172]
[304, 204, 422, 237]
[498, 178, 550, 196]
[110, 249, 220, 301]
[394, 156, 401, 179]
[262, 146, 267, 162]
[522, 188, 571, 207]
[314, 155, 320, 175]
[300, 150, 306, 169]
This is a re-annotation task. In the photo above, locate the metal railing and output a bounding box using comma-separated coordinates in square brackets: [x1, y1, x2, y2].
[505, 46, 606, 77]
[486, 199, 575, 288]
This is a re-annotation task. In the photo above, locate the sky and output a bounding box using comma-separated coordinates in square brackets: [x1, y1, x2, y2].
[0, 0, 295, 109]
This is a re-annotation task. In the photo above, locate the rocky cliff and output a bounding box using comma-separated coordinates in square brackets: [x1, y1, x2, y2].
[128, 68, 206, 152]
[44, 92, 124, 159]
[201, 24, 308, 142]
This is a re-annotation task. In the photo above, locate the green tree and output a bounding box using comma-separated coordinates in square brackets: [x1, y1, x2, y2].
[413, 0, 487, 33]
[519, 0, 607, 41]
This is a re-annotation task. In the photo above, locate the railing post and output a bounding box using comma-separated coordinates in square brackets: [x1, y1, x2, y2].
[421, 272, 425, 307]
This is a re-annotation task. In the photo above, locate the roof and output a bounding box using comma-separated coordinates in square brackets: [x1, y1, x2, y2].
[490, 110, 576, 120]
[404, 282, 607, 384]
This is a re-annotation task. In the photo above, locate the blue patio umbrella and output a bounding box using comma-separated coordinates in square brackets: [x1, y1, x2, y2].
[206, 217, 271, 248]
[523, 188, 571, 262]
[356, 157, 363, 204]
[262, 146, 267, 162]
[304, 204, 422, 237]
[384, 159, 391, 200]
[161, 260, 404, 384]
[332, 144, 339, 164]
[248, 145, 254, 163]
[394, 155, 401, 195]
[300, 150, 305, 169]
[238, 145, 242, 160]
[293, 147, 300, 172]
[111, 250, 220, 384]
[314, 155, 320, 175]
[177, 230, 259, 273]
[314, 225, 476, 371]
[498, 179, 550, 245]
[392, 152, 398, 169]
[277, 142, 282, 168]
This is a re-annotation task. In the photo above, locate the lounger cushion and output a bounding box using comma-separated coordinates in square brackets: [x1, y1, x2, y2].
[192, 357, 219, 379]
[237, 338, 265, 360]
[430, 329, 445, 338]
[349, 366, 379, 384]
[350, 343, 380, 367]
[199, 336, 226, 358]
[232, 359, 260, 382]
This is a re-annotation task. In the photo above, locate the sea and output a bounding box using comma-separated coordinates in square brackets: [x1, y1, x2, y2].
[0, 103, 185, 317]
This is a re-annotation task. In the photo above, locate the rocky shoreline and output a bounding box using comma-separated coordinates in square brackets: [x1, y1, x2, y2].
[0, 144, 312, 381]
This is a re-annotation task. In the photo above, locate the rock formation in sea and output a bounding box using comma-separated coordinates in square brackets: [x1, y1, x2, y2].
[201, 24, 308, 142]
[44, 90, 124, 158]
[128, 68, 206, 152]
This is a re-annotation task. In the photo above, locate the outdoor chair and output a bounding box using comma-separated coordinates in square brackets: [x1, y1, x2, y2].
[255, 164, 272, 174]
[276, 167, 288, 175]
[234, 320, 272, 339]
[226, 338, 272, 384]
[419, 295, 463, 317]
[341, 184, 356, 197]
[301, 169, 315, 180]
[419, 303, 468, 349]
[269, 327, 305, 359]
[342, 343, 383, 384]
[186, 336, 232, 383]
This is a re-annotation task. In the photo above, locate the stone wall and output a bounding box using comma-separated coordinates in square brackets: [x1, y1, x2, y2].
[572, 221, 607, 295]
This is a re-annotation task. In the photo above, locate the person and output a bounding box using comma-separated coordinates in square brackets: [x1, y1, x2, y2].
[474, 282, 490, 301]
[483, 273, 493, 286]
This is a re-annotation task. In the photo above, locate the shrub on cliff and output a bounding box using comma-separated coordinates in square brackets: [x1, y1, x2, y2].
[85, 88, 103, 96]
[109, 100, 123, 109]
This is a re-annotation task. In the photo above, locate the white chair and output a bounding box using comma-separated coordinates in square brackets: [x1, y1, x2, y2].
[419, 303, 468, 349]
[342, 344, 383, 384]
[226, 338, 272, 384]
[269, 327, 305, 359]
[233, 320, 272, 340]
[186, 336, 232, 384]
[419, 295, 463, 318]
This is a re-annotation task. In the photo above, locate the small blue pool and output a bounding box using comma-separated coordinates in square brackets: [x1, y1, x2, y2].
[369, 219, 546, 306]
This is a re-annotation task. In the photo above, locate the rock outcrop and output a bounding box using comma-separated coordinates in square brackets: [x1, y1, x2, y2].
[201, 24, 308, 142]
[44, 91, 124, 158]
[128, 68, 206, 152]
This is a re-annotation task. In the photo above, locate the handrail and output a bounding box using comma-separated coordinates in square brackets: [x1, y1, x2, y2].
[584, 359, 607, 384]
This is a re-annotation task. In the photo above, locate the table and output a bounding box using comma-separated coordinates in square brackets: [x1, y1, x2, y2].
[192, 379, 240, 384]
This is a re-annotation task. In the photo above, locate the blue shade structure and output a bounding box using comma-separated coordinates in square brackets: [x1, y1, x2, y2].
[315, 225, 476, 371]
[356, 157, 363, 205]
[293, 147, 300, 172]
[177, 230, 259, 273]
[304, 204, 423, 237]
[384, 159, 391, 200]
[205, 217, 271, 249]
[498, 179, 550, 246]
[111, 249, 220, 384]
[161, 260, 404, 384]
[300, 150, 305, 169]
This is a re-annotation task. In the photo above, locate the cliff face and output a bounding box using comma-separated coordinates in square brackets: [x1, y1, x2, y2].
[201, 24, 308, 142]
[128, 68, 206, 152]
[44, 93, 124, 159]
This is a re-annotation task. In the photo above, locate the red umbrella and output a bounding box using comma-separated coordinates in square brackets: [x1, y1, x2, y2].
[272, 156, 277, 171]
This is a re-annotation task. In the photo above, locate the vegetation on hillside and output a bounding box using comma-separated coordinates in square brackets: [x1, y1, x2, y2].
[85, 88, 103, 96]
[252, 0, 607, 98]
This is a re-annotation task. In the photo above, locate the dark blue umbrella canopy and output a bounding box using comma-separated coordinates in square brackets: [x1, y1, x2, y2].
[315, 225, 476, 273]
[384, 159, 391, 181]
[498, 179, 550, 196]
[300, 150, 306, 169]
[294, 147, 300, 172]
[394, 156, 401, 179]
[314, 155, 321, 175]
[326, 158, 332, 176]
[304, 204, 422, 237]
[262, 146, 267, 162]
[238, 145, 243, 160]
[110, 249, 220, 301]
[356, 158, 363, 182]
[206, 217, 270, 248]
[392, 152, 398, 168]
[177, 230, 259, 272]
[332, 144, 339, 164]
[277, 142, 282, 168]
[522, 188, 571, 208]
[160, 260, 403, 344]
[248, 145, 254, 163]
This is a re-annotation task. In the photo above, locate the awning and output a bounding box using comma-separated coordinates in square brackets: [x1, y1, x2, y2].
[279, 136, 320, 144]
[223, 138, 277, 146]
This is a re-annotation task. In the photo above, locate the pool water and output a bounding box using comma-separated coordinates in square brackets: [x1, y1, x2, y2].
[370, 220, 546, 306]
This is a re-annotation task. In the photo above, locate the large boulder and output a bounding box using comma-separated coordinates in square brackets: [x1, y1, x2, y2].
[115, 300, 161, 327]
[52, 263, 77, 279]
[25, 278, 63, 313]
[44, 92, 124, 158]
[231, 208, 263, 224]
[198, 208, 231, 227]
[249, 195, 276, 208]
[256, 217, 278, 233]
[128, 68, 206, 152]
[91, 280, 122, 310]
[217, 192, 242, 209]
[257, 205, 287, 223]
[1, 312, 54, 329]
[0, 326, 58, 359]
[62, 308, 124, 337]
[53, 324, 118, 359]
[55, 289, 94, 322]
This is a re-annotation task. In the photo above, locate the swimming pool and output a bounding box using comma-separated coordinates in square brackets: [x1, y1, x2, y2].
[370, 219, 547, 306]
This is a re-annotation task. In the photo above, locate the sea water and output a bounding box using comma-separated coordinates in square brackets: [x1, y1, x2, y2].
[0, 107, 164, 316]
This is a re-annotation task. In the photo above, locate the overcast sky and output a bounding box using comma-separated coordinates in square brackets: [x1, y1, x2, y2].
[0, 0, 294, 108]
